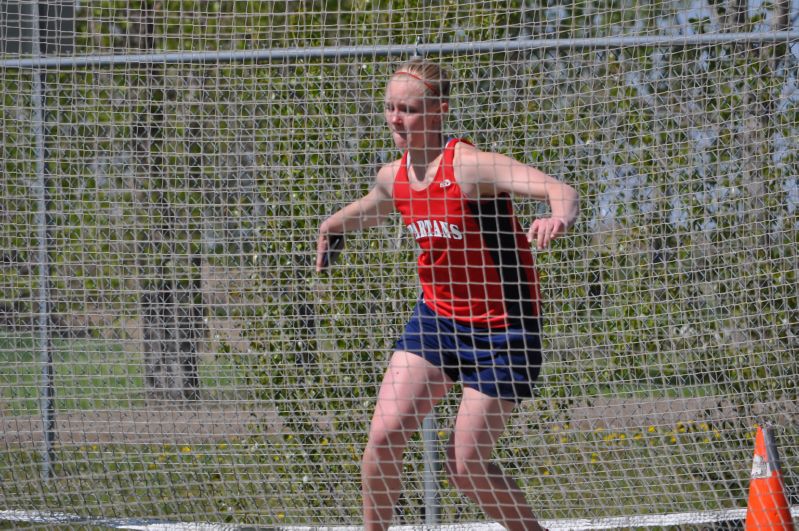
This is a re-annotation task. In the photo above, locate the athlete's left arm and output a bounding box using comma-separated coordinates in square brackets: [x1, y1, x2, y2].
[461, 149, 580, 249]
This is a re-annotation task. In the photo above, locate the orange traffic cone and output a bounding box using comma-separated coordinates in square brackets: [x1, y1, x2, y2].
[745, 425, 795, 530]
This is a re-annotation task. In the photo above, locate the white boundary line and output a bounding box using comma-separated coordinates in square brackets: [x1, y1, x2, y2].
[0, 510, 236, 530]
[2, 507, 798, 530]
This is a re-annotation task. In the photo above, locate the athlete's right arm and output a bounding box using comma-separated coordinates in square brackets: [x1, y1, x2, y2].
[315, 163, 397, 273]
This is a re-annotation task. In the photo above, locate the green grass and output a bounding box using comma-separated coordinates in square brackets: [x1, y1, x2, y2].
[0, 327, 715, 420]
[0, 441, 300, 526]
[0, 332, 141, 415]
[0, 331, 245, 416]
[0, 424, 753, 527]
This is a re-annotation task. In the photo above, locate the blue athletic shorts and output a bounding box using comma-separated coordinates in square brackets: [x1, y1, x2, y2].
[394, 300, 542, 403]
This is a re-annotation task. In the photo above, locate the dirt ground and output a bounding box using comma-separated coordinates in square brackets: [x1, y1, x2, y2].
[2, 395, 796, 448]
[0, 400, 281, 447]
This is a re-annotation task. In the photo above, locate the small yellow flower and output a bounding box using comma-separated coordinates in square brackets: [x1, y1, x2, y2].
[670, 436, 677, 444]
[647, 426, 656, 433]
[181, 446, 191, 453]
[277, 512, 285, 520]
[321, 438, 329, 446]
[590, 453, 599, 463]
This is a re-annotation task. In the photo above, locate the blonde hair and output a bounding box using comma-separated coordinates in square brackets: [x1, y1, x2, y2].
[392, 58, 451, 99]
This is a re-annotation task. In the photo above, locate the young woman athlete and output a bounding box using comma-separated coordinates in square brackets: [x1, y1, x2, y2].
[315, 58, 579, 531]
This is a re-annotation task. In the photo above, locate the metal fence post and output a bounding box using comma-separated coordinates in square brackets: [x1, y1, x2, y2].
[422, 414, 441, 525]
[24, 0, 56, 481]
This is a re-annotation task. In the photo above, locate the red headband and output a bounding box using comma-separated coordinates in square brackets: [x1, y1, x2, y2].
[393, 71, 439, 95]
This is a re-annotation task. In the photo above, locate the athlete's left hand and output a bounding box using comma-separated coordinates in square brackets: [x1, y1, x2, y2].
[527, 217, 569, 249]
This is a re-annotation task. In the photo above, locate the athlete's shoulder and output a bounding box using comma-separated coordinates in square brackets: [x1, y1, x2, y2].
[375, 157, 403, 194]
[452, 137, 478, 154]
[377, 157, 403, 181]
[452, 139, 486, 169]
[451, 140, 493, 196]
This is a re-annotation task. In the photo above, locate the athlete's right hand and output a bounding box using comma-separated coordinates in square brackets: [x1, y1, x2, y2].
[316, 229, 345, 273]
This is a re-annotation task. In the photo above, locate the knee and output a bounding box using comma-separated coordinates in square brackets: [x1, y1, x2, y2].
[444, 441, 483, 491]
[362, 427, 404, 476]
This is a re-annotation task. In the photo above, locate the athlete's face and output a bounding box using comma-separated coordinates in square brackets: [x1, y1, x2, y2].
[384, 76, 448, 149]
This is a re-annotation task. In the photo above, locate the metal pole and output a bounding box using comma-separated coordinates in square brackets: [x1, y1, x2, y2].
[26, 0, 56, 481]
[422, 414, 440, 525]
[1, 31, 799, 69]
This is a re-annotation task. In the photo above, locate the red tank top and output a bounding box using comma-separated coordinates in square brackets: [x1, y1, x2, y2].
[393, 138, 541, 330]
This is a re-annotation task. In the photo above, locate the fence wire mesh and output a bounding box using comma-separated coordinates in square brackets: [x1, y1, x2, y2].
[1, 0, 798, 528]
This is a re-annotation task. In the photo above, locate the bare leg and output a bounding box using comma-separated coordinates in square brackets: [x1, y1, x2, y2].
[445, 387, 544, 531]
[362, 351, 453, 531]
